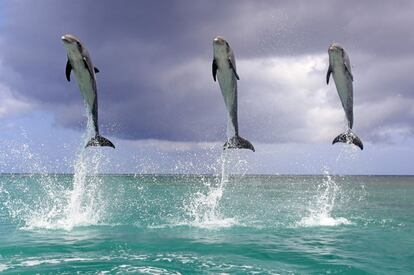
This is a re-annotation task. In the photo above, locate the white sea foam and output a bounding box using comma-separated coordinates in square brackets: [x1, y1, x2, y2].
[0, 264, 9, 272]
[118, 266, 181, 275]
[21, 259, 61, 267]
[298, 214, 352, 227]
[175, 217, 239, 230]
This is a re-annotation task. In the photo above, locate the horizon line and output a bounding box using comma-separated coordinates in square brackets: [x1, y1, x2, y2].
[1, 173, 413, 177]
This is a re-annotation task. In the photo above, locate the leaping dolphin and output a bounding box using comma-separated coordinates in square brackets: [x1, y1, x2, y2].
[327, 43, 363, 150]
[61, 34, 115, 148]
[212, 36, 255, 152]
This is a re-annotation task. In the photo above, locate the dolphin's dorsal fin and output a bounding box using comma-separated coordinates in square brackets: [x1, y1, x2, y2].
[94, 67, 100, 73]
[212, 59, 218, 81]
[342, 51, 354, 81]
[344, 62, 353, 81]
[65, 58, 72, 82]
[228, 59, 240, 80]
[83, 57, 94, 77]
[326, 65, 332, 84]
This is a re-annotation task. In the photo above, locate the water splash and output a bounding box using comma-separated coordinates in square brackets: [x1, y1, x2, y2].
[298, 169, 351, 227]
[31, 117, 107, 230]
[0, 139, 67, 227]
[0, 115, 109, 231]
[56, 150, 106, 230]
[183, 150, 246, 229]
[335, 142, 359, 165]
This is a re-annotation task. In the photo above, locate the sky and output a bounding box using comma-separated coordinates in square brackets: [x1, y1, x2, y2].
[1, 0, 414, 175]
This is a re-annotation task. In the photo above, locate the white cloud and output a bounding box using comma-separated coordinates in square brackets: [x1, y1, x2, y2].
[238, 54, 344, 142]
[0, 57, 33, 118]
[0, 83, 31, 118]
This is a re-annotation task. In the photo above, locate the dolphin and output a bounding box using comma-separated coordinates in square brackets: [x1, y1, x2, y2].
[61, 34, 114, 148]
[327, 43, 363, 150]
[212, 36, 255, 152]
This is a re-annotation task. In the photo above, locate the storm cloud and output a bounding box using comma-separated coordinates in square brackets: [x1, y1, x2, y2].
[1, 0, 414, 144]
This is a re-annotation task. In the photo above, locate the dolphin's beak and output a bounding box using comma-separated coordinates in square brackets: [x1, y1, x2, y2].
[329, 43, 340, 52]
[61, 36, 69, 43]
[213, 36, 225, 45]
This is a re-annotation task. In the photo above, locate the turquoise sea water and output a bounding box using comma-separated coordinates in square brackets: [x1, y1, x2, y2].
[1, 169, 413, 273]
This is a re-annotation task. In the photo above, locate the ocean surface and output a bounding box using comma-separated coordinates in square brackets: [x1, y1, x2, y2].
[1, 169, 413, 274]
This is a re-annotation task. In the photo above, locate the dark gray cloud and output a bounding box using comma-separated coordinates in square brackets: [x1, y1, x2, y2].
[1, 0, 414, 144]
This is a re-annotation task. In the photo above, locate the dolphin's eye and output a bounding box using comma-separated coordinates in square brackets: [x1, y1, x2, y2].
[76, 41, 82, 51]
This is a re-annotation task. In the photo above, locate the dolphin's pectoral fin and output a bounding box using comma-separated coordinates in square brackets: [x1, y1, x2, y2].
[326, 65, 332, 84]
[65, 59, 72, 82]
[94, 67, 100, 73]
[344, 63, 353, 81]
[212, 59, 218, 81]
[228, 59, 240, 80]
[332, 130, 363, 150]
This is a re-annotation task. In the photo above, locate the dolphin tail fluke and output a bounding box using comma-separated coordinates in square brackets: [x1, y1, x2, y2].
[86, 135, 115, 149]
[223, 135, 255, 152]
[332, 130, 363, 150]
